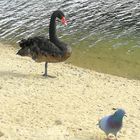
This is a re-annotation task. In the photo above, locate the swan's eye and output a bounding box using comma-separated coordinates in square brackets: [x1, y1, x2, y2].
[61, 16, 67, 25]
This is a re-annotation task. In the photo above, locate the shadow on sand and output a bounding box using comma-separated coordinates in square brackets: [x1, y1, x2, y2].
[0, 70, 56, 79]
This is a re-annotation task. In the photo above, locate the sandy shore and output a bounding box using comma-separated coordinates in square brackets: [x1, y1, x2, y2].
[0, 43, 139, 140]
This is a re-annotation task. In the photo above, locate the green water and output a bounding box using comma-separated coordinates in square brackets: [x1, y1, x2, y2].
[65, 35, 140, 80]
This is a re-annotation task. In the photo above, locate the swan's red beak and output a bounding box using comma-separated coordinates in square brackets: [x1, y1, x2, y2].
[61, 17, 67, 26]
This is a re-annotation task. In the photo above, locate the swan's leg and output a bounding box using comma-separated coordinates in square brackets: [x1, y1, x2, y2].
[43, 62, 48, 76]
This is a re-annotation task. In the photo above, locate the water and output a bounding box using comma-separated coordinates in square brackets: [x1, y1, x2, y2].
[0, 0, 140, 79]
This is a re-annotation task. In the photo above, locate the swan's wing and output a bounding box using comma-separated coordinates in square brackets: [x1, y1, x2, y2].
[19, 36, 63, 57]
[39, 39, 64, 57]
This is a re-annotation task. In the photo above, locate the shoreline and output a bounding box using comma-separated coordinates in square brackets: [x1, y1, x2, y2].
[0, 43, 140, 140]
[4, 40, 140, 80]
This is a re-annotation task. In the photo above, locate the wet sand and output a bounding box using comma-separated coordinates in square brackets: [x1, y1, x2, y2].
[0, 43, 140, 140]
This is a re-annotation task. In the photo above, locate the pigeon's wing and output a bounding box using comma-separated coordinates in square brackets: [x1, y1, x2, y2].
[99, 116, 110, 136]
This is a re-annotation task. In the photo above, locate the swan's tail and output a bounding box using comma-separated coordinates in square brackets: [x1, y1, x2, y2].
[17, 38, 32, 56]
[19, 38, 32, 48]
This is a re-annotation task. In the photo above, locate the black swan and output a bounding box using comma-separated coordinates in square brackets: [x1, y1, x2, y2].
[17, 10, 72, 77]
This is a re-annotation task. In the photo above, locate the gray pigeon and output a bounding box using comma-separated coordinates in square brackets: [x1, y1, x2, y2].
[98, 109, 126, 139]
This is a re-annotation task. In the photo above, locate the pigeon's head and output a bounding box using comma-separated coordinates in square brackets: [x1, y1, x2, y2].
[114, 109, 126, 119]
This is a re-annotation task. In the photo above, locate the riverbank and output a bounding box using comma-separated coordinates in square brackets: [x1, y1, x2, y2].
[0, 43, 140, 140]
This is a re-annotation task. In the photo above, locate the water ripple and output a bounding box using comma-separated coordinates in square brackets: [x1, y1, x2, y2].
[0, 0, 139, 45]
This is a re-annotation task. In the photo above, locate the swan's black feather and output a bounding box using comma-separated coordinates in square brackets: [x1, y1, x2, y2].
[19, 36, 64, 57]
[17, 10, 72, 76]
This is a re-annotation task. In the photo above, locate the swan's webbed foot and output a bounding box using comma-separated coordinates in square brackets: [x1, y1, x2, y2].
[43, 73, 48, 77]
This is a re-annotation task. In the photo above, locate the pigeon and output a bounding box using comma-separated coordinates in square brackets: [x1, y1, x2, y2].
[98, 109, 126, 139]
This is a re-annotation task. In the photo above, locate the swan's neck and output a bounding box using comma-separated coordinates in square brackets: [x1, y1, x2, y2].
[49, 15, 61, 45]
[49, 14, 71, 54]
[49, 15, 56, 41]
